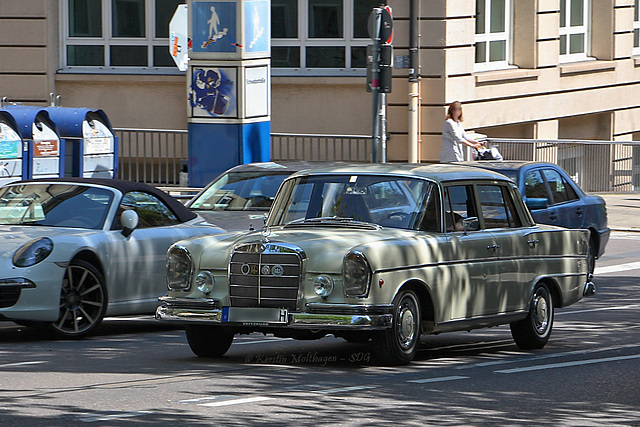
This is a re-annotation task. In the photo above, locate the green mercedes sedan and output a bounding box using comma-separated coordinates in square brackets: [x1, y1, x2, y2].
[156, 164, 594, 365]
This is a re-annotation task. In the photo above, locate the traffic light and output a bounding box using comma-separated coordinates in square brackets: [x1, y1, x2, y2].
[366, 43, 393, 93]
[379, 43, 393, 93]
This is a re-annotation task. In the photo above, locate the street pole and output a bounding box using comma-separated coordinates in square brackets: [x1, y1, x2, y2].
[408, 0, 419, 163]
[370, 9, 381, 163]
[380, 92, 387, 163]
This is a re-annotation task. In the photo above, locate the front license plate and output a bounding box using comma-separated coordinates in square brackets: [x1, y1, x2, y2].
[221, 307, 288, 324]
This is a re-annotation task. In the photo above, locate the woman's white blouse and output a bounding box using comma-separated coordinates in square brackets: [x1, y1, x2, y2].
[440, 118, 467, 163]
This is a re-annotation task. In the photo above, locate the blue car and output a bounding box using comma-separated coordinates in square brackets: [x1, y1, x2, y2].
[459, 161, 609, 274]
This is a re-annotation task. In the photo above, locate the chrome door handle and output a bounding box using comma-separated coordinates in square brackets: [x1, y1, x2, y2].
[527, 239, 539, 248]
[486, 244, 500, 250]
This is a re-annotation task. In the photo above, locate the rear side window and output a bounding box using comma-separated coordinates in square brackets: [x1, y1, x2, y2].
[477, 185, 509, 229]
[543, 169, 578, 204]
[476, 185, 523, 229]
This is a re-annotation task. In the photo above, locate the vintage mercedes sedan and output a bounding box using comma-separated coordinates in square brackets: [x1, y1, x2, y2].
[156, 164, 594, 365]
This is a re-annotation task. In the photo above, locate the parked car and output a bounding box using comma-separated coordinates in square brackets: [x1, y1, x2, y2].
[0, 178, 222, 338]
[186, 162, 337, 231]
[458, 161, 609, 274]
[157, 164, 593, 365]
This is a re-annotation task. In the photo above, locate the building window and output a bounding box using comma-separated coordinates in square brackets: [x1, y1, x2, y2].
[474, 0, 512, 72]
[559, 0, 590, 62]
[271, 0, 378, 75]
[62, 0, 185, 73]
[634, 0, 640, 55]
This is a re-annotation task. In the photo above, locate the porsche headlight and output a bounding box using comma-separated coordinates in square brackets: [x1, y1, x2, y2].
[195, 271, 215, 294]
[167, 245, 193, 291]
[343, 251, 371, 298]
[13, 238, 53, 267]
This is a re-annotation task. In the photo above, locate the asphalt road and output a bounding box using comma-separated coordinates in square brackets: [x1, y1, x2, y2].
[1, 232, 639, 426]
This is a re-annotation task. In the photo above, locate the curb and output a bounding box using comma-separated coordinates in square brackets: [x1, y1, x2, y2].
[610, 227, 640, 233]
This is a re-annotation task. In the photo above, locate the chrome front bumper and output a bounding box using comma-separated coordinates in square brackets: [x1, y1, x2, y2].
[155, 297, 393, 330]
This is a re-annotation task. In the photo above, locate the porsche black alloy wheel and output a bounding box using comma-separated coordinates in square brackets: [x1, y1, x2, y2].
[51, 259, 107, 338]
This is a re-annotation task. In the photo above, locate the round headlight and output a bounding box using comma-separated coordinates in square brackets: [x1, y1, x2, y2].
[196, 271, 215, 294]
[167, 245, 193, 291]
[343, 251, 371, 297]
[13, 238, 54, 267]
[313, 275, 334, 298]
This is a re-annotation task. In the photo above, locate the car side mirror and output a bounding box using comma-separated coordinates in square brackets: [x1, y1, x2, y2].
[121, 210, 139, 237]
[461, 217, 479, 233]
[526, 198, 549, 211]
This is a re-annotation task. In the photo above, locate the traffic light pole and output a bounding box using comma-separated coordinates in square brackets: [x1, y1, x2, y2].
[370, 8, 382, 164]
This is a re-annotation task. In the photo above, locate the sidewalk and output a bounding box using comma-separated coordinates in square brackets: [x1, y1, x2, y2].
[597, 193, 640, 232]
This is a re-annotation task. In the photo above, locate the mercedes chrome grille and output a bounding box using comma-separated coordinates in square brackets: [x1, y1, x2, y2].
[229, 243, 304, 311]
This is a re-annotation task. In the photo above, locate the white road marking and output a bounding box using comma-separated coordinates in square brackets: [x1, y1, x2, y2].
[200, 396, 273, 407]
[496, 353, 640, 374]
[457, 343, 640, 370]
[79, 411, 152, 422]
[102, 316, 154, 321]
[557, 303, 640, 316]
[407, 376, 470, 384]
[425, 339, 515, 352]
[311, 385, 376, 394]
[179, 396, 225, 404]
[0, 361, 46, 368]
[234, 338, 294, 345]
[594, 261, 640, 275]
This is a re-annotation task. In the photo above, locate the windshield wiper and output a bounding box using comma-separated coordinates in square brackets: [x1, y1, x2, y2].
[284, 216, 380, 230]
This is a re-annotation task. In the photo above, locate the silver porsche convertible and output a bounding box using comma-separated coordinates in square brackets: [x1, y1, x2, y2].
[0, 178, 222, 338]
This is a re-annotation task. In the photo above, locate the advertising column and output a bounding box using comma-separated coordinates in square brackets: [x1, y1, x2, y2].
[187, 0, 270, 187]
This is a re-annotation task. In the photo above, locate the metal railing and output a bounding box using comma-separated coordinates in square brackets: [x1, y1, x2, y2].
[115, 128, 187, 185]
[115, 128, 640, 193]
[485, 138, 640, 192]
[270, 133, 372, 162]
[116, 129, 372, 185]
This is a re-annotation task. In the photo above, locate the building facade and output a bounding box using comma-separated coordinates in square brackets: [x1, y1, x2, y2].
[2, 0, 640, 163]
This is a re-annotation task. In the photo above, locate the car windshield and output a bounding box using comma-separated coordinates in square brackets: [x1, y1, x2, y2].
[189, 171, 291, 212]
[0, 184, 113, 229]
[268, 174, 436, 231]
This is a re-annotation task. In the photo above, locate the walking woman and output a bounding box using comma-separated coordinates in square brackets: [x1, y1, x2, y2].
[440, 101, 482, 163]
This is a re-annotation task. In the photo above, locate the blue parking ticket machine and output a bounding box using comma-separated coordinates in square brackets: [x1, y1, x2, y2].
[2, 106, 63, 180]
[186, 0, 271, 187]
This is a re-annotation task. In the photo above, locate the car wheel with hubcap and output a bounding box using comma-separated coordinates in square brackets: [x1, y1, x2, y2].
[373, 289, 421, 365]
[510, 283, 554, 349]
[185, 325, 234, 357]
[50, 259, 107, 339]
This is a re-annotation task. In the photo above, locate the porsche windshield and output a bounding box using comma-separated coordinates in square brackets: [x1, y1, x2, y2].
[0, 184, 113, 229]
[189, 171, 291, 211]
[268, 175, 439, 231]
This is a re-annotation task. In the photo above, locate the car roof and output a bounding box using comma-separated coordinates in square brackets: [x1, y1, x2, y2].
[287, 162, 510, 183]
[222, 161, 346, 174]
[454, 160, 556, 171]
[10, 177, 197, 223]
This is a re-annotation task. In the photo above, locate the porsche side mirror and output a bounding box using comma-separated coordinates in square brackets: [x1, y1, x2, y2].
[121, 210, 139, 237]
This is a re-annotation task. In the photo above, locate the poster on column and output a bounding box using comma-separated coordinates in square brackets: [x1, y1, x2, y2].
[244, 0, 269, 55]
[189, 66, 238, 118]
[244, 66, 269, 118]
[192, 1, 238, 54]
